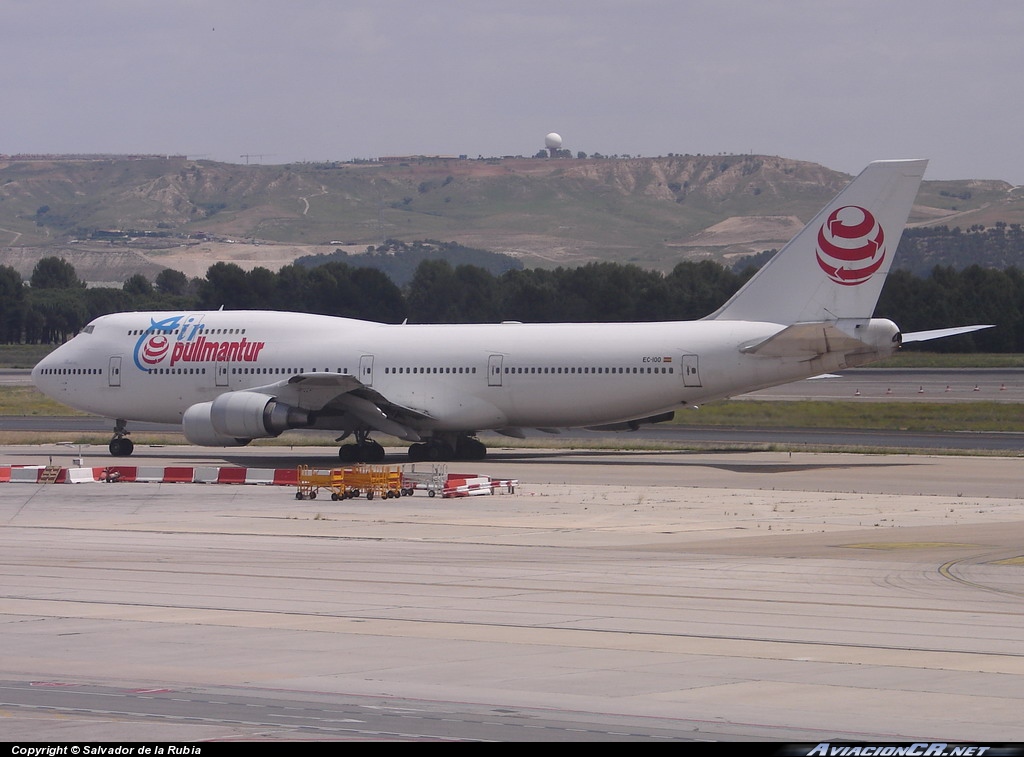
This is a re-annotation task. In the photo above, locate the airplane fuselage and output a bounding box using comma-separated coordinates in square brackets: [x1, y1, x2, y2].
[32, 310, 895, 432]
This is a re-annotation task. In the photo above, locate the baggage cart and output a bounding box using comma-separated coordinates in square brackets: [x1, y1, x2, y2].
[295, 465, 347, 500]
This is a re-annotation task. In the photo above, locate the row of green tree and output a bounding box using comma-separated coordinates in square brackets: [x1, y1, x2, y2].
[894, 224, 1024, 274]
[731, 225, 1024, 277]
[295, 239, 523, 286]
[0, 255, 1019, 352]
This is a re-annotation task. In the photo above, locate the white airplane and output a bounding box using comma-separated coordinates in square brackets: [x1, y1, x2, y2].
[32, 159, 991, 461]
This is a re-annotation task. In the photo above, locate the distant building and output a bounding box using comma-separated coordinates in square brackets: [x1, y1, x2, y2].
[377, 155, 463, 164]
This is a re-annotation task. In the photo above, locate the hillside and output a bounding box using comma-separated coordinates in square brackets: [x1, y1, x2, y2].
[2, 154, 1023, 284]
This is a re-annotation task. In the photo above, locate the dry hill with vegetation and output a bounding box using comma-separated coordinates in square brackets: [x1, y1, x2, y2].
[1, 153, 1022, 284]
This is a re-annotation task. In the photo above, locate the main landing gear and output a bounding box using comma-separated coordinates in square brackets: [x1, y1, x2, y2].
[108, 419, 134, 457]
[339, 432, 486, 463]
[337, 430, 386, 463]
[407, 435, 486, 462]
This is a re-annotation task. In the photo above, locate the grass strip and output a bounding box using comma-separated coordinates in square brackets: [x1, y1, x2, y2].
[676, 399, 1024, 432]
[3, 385, 1021, 434]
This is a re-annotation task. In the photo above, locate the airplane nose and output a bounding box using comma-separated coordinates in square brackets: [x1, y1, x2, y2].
[32, 347, 64, 394]
[32, 353, 52, 391]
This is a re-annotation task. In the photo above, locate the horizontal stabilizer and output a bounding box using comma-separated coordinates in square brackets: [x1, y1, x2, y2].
[741, 322, 874, 359]
[901, 325, 994, 343]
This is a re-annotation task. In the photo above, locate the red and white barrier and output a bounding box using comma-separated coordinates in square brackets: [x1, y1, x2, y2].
[0, 464, 299, 486]
[444, 475, 494, 497]
[8, 466, 47, 483]
[0, 464, 513, 495]
[442, 474, 518, 498]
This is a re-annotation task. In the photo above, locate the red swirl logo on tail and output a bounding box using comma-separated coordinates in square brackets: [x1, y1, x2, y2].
[140, 335, 170, 365]
[815, 205, 885, 286]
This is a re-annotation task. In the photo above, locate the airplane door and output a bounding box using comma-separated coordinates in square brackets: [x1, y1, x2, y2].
[359, 355, 374, 386]
[487, 355, 503, 387]
[216, 362, 229, 387]
[108, 356, 122, 387]
[682, 354, 701, 387]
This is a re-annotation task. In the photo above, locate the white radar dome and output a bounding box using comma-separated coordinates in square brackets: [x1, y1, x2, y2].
[544, 132, 563, 149]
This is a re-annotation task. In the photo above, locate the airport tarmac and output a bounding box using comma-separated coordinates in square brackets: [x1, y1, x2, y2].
[1, 444, 1023, 742]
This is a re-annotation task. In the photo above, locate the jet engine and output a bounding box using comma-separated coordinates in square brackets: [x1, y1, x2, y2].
[182, 391, 312, 446]
[182, 402, 252, 447]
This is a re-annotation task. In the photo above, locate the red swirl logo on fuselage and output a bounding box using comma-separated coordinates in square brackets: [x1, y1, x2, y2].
[815, 205, 885, 286]
[140, 335, 170, 365]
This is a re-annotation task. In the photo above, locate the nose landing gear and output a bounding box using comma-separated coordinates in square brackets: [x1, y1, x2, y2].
[108, 419, 134, 457]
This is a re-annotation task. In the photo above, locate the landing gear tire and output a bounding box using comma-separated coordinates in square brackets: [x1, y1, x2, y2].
[109, 437, 134, 457]
[362, 441, 386, 462]
[339, 441, 386, 463]
[426, 440, 454, 461]
[456, 437, 487, 460]
[408, 438, 481, 462]
[407, 442, 439, 462]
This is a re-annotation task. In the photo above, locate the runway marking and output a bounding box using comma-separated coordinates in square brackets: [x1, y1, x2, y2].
[840, 542, 980, 550]
[3, 595, 1024, 675]
[992, 555, 1024, 565]
[939, 557, 1024, 599]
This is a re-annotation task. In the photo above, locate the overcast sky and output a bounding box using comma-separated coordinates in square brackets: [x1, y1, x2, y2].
[5, 1, 1022, 183]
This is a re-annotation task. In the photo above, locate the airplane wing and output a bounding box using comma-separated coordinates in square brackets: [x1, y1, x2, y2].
[246, 373, 429, 441]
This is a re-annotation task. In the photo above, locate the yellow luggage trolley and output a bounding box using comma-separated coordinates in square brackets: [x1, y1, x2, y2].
[341, 464, 408, 500]
[295, 464, 412, 501]
[295, 465, 346, 500]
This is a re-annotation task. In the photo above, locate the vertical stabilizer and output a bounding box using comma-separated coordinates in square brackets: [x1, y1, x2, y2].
[708, 159, 927, 324]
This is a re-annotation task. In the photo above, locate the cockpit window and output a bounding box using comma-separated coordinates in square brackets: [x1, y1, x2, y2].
[82, 324, 95, 334]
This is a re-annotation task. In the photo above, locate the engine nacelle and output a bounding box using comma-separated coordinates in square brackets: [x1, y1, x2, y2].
[211, 391, 313, 438]
[182, 392, 313, 446]
[182, 402, 252, 447]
